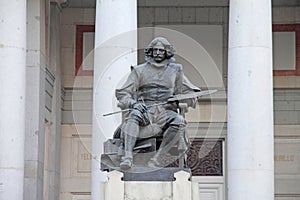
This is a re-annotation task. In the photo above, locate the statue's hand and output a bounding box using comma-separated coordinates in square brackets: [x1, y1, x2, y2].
[132, 102, 147, 113]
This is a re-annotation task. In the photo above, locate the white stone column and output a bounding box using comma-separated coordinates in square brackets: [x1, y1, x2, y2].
[92, 0, 137, 199]
[0, 1, 26, 200]
[227, 1, 274, 200]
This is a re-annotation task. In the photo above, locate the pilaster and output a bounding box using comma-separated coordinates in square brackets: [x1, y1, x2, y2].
[24, 0, 47, 199]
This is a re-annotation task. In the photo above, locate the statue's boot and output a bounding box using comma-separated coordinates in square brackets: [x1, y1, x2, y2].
[120, 121, 138, 170]
[120, 157, 133, 170]
[148, 126, 181, 168]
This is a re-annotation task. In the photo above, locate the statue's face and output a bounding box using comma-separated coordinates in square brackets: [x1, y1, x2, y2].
[152, 42, 166, 63]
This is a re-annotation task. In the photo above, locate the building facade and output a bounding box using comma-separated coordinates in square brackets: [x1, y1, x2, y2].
[0, 0, 300, 200]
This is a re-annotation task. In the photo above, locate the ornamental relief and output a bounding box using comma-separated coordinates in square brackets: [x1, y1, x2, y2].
[165, 139, 223, 176]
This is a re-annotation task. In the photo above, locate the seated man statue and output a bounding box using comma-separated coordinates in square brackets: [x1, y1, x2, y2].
[115, 37, 201, 170]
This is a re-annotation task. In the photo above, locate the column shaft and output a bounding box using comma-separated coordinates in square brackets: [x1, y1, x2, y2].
[0, 1, 27, 199]
[227, 1, 274, 200]
[92, 0, 137, 199]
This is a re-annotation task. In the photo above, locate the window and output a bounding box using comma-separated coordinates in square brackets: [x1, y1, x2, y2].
[75, 25, 95, 76]
[273, 24, 300, 76]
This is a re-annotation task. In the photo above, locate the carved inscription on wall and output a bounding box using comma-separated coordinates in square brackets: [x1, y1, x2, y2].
[274, 140, 300, 175]
[187, 140, 223, 176]
[71, 138, 92, 176]
[77, 140, 92, 173]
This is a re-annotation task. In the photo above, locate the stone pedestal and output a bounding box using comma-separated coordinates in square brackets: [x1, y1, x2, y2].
[101, 170, 194, 200]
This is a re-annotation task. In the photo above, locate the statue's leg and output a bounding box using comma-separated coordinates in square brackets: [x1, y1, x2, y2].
[120, 120, 138, 169]
[120, 109, 146, 170]
[148, 111, 186, 167]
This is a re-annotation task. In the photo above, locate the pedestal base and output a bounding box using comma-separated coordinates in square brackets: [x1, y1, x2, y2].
[101, 170, 196, 200]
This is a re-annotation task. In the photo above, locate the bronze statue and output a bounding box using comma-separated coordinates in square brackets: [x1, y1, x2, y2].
[113, 37, 201, 170]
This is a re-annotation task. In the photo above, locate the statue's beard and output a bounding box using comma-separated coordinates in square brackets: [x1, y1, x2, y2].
[153, 55, 165, 63]
[150, 58, 168, 68]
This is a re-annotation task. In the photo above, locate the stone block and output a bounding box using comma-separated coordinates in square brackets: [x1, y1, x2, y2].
[196, 8, 209, 23]
[59, 136, 72, 178]
[27, 22, 42, 51]
[138, 7, 155, 25]
[285, 92, 300, 101]
[27, 0, 41, 22]
[274, 125, 300, 137]
[223, 23, 228, 47]
[274, 89, 287, 101]
[61, 8, 84, 25]
[61, 48, 75, 76]
[138, 0, 147, 6]
[169, 7, 182, 23]
[23, 178, 38, 200]
[223, 7, 229, 24]
[296, 77, 300, 88]
[83, 8, 95, 24]
[146, 0, 180, 7]
[296, 7, 300, 23]
[63, 100, 92, 111]
[186, 102, 227, 123]
[182, 8, 196, 23]
[72, 76, 93, 88]
[60, 25, 75, 48]
[294, 101, 300, 110]
[64, 88, 93, 101]
[155, 7, 169, 23]
[26, 50, 43, 67]
[125, 181, 172, 200]
[274, 100, 295, 111]
[274, 110, 299, 125]
[71, 194, 90, 200]
[273, 76, 297, 88]
[275, 179, 300, 197]
[60, 177, 91, 192]
[209, 7, 224, 23]
[61, 110, 74, 124]
[62, 74, 75, 88]
[62, 110, 92, 124]
[272, 7, 296, 23]
[200, 0, 228, 6]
